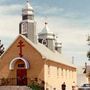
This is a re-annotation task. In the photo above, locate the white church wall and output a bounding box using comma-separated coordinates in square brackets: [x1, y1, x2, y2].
[44, 63, 76, 90]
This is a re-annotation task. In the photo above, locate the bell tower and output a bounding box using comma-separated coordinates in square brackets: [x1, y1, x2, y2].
[19, 0, 37, 43]
[38, 22, 56, 51]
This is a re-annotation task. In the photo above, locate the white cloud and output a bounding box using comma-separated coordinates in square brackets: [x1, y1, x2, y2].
[0, 4, 22, 15]
[0, 4, 22, 39]
[0, 15, 20, 49]
[43, 7, 64, 15]
[0, 15, 20, 38]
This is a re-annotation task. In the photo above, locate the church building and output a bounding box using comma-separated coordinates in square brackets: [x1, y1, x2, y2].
[0, 1, 77, 90]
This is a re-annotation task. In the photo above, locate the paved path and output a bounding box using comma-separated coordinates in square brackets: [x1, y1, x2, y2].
[0, 86, 31, 90]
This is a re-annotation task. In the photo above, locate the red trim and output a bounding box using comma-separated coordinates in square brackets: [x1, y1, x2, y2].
[17, 40, 25, 57]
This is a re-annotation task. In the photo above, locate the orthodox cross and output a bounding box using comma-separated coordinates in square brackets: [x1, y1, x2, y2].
[17, 40, 25, 57]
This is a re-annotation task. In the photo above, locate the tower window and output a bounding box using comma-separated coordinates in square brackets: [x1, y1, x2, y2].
[55, 47, 58, 50]
[22, 15, 34, 20]
[43, 40, 47, 45]
[42, 39, 47, 46]
[38, 39, 43, 43]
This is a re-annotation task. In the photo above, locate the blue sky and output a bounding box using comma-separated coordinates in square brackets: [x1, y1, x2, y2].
[0, 0, 90, 66]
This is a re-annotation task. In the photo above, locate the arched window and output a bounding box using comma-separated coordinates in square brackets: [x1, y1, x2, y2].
[9, 57, 30, 70]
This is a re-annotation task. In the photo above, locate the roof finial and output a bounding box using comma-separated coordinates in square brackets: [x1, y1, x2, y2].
[44, 16, 48, 25]
[45, 22, 48, 25]
[26, 0, 29, 3]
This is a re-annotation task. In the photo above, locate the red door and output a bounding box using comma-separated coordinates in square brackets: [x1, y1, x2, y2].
[17, 69, 27, 85]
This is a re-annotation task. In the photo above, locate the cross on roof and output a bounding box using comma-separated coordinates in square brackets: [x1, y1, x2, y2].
[26, 0, 30, 3]
[17, 40, 25, 57]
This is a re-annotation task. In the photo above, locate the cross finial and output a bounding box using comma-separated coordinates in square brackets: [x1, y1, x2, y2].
[44, 16, 48, 25]
[26, 0, 29, 3]
[45, 22, 48, 25]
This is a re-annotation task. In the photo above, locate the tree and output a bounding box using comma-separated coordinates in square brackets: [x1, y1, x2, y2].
[28, 78, 45, 90]
[87, 35, 90, 60]
[87, 51, 90, 60]
[0, 40, 4, 56]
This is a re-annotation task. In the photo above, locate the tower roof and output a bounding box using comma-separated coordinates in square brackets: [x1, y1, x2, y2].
[55, 37, 62, 47]
[40, 22, 54, 34]
[22, 0, 34, 15]
[23, 0, 33, 10]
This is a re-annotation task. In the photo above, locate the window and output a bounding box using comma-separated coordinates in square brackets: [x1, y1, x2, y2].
[48, 65, 50, 75]
[55, 47, 58, 50]
[57, 67, 59, 76]
[61, 68, 63, 76]
[46, 88, 49, 90]
[18, 64, 25, 67]
[42, 39, 47, 46]
[21, 22, 28, 34]
[38, 39, 43, 43]
[72, 71, 73, 78]
[65, 70, 67, 78]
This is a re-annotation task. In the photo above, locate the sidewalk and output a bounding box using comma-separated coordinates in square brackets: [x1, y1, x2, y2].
[0, 86, 31, 90]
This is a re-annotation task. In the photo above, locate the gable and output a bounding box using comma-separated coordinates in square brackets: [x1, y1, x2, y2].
[0, 35, 45, 79]
[0, 35, 43, 69]
[0, 35, 42, 62]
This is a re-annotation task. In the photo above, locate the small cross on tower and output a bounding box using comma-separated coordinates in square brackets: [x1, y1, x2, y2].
[26, 0, 29, 3]
[17, 40, 25, 57]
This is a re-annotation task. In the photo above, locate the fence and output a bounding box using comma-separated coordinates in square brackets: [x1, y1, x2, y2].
[0, 78, 31, 86]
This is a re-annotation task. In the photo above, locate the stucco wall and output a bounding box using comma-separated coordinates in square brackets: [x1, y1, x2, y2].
[44, 60, 77, 90]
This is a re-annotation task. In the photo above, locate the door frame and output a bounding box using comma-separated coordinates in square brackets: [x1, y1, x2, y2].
[17, 69, 27, 86]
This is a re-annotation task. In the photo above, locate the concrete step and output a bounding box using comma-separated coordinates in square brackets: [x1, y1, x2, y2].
[0, 86, 31, 90]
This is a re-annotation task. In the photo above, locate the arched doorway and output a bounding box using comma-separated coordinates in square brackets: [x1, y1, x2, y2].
[9, 57, 29, 85]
